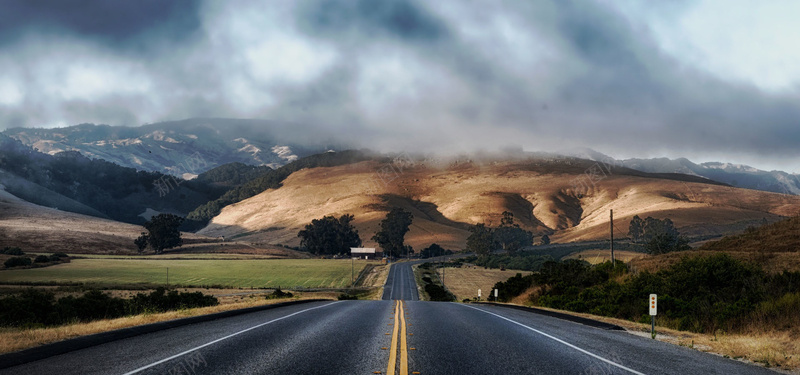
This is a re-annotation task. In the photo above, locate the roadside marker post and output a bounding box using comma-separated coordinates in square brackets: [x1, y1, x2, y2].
[649, 294, 657, 339]
[478, 289, 481, 300]
[494, 288, 498, 302]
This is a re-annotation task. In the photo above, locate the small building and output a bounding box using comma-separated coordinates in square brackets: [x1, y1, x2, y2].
[350, 247, 383, 260]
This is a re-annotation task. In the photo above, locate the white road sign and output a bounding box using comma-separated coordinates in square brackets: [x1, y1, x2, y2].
[649, 294, 657, 316]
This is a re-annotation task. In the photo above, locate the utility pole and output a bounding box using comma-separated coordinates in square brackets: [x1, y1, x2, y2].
[610, 209, 615, 266]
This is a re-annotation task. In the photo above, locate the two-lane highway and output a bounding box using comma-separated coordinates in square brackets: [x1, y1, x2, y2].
[381, 260, 421, 301]
[0, 261, 781, 374]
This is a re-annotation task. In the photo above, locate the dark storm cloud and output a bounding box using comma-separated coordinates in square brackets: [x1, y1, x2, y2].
[475, 1, 800, 164]
[0, 0, 798, 171]
[0, 0, 202, 52]
[298, 0, 449, 42]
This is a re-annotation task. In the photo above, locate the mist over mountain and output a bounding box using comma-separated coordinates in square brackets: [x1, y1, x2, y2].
[565, 148, 800, 196]
[2, 118, 345, 177]
[0, 133, 224, 224]
[5, 120, 799, 198]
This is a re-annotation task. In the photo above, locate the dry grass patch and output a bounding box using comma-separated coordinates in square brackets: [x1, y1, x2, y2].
[443, 266, 528, 301]
[700, 215, 800, 253]
[0, 292, 334, 355]
[360, 263, 389, 288]
[630, 250, 800, 274]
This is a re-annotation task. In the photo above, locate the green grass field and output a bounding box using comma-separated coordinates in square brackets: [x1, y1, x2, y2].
[0, 259, 375, 289]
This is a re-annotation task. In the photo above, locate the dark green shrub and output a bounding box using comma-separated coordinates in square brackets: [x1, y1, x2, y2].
[492, 273, 535, 302]
[337, 293, 358, 300]
[34, 255, 50, 263]
[52, 252, 69, 258]
[4, 256, 31, 268]
[520, 254, 791, 333]
[127, 287, 218, 313]
[266, 288, 294, 299]
[0, 288, 218, 328]
[424, 284, 454, 301]
[2, 247, 24, 255]
[0, 289, 56, 327]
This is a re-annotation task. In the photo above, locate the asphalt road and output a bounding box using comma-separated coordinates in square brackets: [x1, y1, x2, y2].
[0, 262, 779, 375]
[381, 260, 421, 301]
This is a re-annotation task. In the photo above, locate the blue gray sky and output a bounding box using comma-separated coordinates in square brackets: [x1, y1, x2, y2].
[0, 0, 798, 172]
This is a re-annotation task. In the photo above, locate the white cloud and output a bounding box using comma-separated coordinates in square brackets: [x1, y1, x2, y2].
[611, 0, 800, 93]
[0, 78, 23, 106]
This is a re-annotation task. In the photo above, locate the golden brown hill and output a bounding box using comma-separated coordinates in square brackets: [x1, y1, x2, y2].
[0, 187, 301, 257]
[199, 157, 800, 250]
[630, 215, 800, 274]
[0, 187, 145, 254]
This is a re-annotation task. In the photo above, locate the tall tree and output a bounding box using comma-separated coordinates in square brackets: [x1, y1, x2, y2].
[633, 216, 690, 254]
[540, 234, 550, 245]
[493, 211, 533, 255]
[500, 211, 515, 227]
[372, 208, 413, 258]
[134, 232, 149, 253]
[466, 223, 494, 256]
[297, 214, 362, 255]
[143, 214, 184, 254]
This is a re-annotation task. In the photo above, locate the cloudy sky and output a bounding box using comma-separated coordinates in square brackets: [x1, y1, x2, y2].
[0, 0, 798, 172]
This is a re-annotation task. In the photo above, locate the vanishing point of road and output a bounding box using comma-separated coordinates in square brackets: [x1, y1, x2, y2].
[0, 261, 778, 375]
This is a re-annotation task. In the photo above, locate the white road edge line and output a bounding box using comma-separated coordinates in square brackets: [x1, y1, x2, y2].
[121, 301, 341, 375]
[460, 304, 646, 375]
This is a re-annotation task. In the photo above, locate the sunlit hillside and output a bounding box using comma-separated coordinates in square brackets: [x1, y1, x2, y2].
[199, 157, 800, 250]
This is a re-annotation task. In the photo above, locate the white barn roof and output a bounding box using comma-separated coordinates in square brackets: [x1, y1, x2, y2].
[350, 247, 380, 254]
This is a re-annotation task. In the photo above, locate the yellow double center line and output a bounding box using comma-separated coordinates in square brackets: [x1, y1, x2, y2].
[386, 300, 409, 375]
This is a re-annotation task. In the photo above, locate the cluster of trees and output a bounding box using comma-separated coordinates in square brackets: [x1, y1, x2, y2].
[1, 246, 24, 255]
[3, 249, 69, 268]
[419, 243, 453, 258]
[135, 214, 185, 254]
[628, 216, 690, 254]
[195, 162, 272, 187]
[466, 212, 538, 256]
[297, 207, 416, 258]
[0, 287, 218, 327]
[3, 257, 31, 268]
[465, 253, 553, 272]
[297, 214, 362, 255]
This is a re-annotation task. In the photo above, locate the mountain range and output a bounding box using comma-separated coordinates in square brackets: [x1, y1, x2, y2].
[4, 120, 797, 198]
[565, 148, 800, 196]
[2, 118, 800, 252]
[2, 118, 342, 178]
